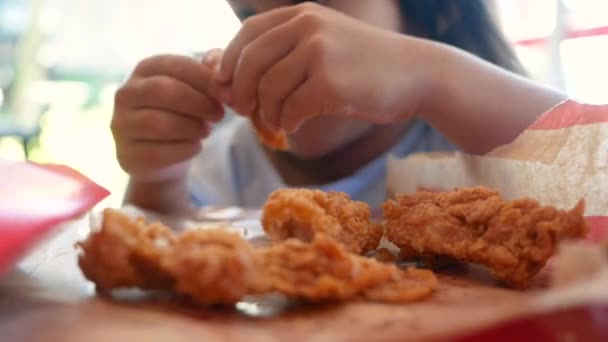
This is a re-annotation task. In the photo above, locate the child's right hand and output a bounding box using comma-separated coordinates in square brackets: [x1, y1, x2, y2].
[111, 53, 225, 183]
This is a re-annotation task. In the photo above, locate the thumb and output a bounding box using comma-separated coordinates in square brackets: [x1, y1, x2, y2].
[201, 49, 232, 104]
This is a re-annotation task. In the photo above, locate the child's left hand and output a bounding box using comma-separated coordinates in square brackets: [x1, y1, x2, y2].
[215, 2, 436, 133]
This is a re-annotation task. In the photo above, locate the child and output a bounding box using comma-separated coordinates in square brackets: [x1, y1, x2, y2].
[111, 0, 566, 213]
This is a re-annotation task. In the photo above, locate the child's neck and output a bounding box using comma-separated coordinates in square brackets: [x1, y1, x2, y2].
[265, 122, 412, 187]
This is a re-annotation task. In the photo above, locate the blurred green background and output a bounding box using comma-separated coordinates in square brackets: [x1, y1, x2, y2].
[1, 0, 606, 208]
[0, 0, 239, 208]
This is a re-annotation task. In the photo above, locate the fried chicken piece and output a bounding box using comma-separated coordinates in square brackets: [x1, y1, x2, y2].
[76, 208, 175, 291]
[397, 247, 461, 269]
[383, 186, 589, 288]
[77, 208, 436, 306]
[363, 267, 438, 303]
[251, 109, 289, 150]
[256, 236, 437, 302]
[162, 229, 258, 306]
[78, 210, 257, 305]
[261, 189, 383, 254]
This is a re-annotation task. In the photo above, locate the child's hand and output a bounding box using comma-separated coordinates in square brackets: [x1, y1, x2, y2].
[215, 2, 436, 133]
[112, 53, 224, 182]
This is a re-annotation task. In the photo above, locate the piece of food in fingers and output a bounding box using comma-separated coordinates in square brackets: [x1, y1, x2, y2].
[261, 189, 384, 254]
[206, 53, 288, 151]
[162, 229, 258, 306]
[76, 208, 175, 291]
[256, 236, 437, 302]
[250, 109, 289, 150]
[383, 186, 588, 288]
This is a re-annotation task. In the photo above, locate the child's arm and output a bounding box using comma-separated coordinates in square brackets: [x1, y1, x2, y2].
[420, 42, 567, 154]
[215, 2, 566, 152]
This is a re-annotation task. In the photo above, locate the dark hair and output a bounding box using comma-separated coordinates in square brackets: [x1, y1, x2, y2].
[397, 0, 526, 74]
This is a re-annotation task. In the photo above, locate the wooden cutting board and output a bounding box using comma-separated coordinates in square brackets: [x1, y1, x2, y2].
[0, 219, 541, 342]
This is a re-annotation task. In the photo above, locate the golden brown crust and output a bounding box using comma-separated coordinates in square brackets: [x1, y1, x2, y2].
[162, 229, 257, 305]
[251, 110, 289, 150]
[256, 236, 437, 302]
[76, 208, 175, 291]
[363, 267, 438, 303]
[261, 189, 383, 254]
[78, 209, 436, 306]
[383, 186, 589, 288]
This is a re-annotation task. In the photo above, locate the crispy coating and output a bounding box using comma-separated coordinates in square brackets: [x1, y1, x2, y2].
[383, 186, 589, 288]
[256, 236, 437, 302]
[261, 189, 383, 254]
[76, 208, 175, 291]
[162, 229, 257, 305]
[363, 267, 438, 303]
[398, 247, 461, 269]
[78, 209, 436, 306]
[251, 109, 289, 150]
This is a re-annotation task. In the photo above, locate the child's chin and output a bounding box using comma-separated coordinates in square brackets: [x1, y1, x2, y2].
[285, 118, 373, 160]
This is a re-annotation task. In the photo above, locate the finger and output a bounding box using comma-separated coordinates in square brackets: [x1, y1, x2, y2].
[231, 18, 301, 116]
[122, 141, 203, 174]
[280, 77, 325, 133]
[133, 54, 222, 100]
[116, 76, 224, 123]
[258, 46, 310, 132]
[201, 48, 223, 69]
[115, 109, 211, 141]
[217, 6, 300, 83]
[251, 105, 278, 139]
[200, 50, 236, 107]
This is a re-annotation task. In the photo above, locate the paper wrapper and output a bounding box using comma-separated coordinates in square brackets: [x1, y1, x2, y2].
[82, 106, 608, 339]
[387, 100, 608, 241]
[0, 161, 109, 276]
[87, 204, 608, 340]
[384, 99, 608, 319]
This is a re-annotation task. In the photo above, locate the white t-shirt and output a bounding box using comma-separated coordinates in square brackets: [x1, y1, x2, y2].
[188, 115, 455, 208]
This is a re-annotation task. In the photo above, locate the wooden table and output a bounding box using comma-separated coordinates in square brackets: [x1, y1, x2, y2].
[0, 218, 544, 342]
